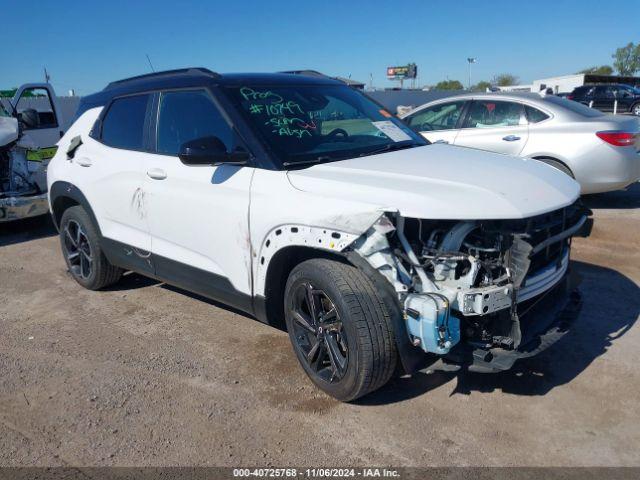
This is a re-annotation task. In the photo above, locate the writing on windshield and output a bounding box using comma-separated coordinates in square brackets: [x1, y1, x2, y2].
[240, 87, 313, 139]
[225, 84, 425, 167]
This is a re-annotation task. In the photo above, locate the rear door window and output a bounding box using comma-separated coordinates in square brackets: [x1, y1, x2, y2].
[101, 94, 150, 150]
[524, 105, 550, 123]
[405, 101, 466, 132]
[614, 85, 634, 98]
[463, 100, 524, 128]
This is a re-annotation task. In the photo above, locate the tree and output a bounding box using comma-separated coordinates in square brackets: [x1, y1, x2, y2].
[0, 88, 17, 98]
[471, 80, 492, 92]
[578, 66, 614, 75]
[434, 79, 464, 90]
[612, 42, 640, 76]
[492, 73, 519, 86]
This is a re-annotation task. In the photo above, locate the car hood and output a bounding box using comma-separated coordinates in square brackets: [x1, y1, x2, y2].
[0, 116, 19, 147]
[286, 145, 580, 220]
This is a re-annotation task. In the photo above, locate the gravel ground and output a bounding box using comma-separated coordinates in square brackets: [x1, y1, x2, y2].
[0, 185, 639, 467]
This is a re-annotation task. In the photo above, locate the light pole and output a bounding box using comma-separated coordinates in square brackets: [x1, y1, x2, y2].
[467, 57, 476, 90]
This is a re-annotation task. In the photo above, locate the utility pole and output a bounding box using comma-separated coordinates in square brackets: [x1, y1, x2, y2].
[467, 57, 476, 90]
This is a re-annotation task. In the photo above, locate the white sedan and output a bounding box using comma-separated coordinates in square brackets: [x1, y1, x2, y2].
[400, 92, 640, 194]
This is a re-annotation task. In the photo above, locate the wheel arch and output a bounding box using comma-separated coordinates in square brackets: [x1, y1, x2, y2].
[257, 245, 350, 330]
[255, 242, 425, 375]
[530, 155, 575, 178]
[50, 181, 102, 235]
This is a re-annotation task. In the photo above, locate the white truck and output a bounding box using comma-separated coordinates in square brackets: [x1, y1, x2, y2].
[1, 83, 66, 222]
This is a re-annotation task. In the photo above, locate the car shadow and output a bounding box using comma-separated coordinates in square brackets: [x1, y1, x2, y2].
[102, 271, 161, 291]
[212, 164, 243, 184]
[83, 257, 638, 406]
[582, 182, 640, 210]
[357, 260, 639, 405]
[0, 214, 57, 247]
[160, 283, 256, 320]
[100, 271, 257, 320]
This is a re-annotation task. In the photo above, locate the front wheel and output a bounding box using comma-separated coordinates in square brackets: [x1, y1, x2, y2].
[284, 258, 397, 401]
[631, 103, 640, 116]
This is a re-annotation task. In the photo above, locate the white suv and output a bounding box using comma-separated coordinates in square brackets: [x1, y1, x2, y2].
[48, 68, 591, 401]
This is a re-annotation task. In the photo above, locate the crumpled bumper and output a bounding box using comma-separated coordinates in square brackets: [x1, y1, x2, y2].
[437, 272, 582, 373]
[0, 193, 49, 222]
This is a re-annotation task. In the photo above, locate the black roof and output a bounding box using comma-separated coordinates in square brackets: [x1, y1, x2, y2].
[217, 72, 342, 86]
[78, 68, 342, 114]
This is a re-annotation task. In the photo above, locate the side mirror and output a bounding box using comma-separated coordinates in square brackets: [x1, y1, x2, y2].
[178, 136, 249, 166]
[19, 108, 39, 129]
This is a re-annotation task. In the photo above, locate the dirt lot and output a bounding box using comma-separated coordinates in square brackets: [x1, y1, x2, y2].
[1, 185, 639, 468]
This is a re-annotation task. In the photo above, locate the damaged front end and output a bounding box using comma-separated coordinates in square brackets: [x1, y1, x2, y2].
[0, 113, 52, 222]
[351, 202, 592, 373]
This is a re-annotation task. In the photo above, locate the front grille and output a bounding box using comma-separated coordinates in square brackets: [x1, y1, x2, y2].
[527, 210, 571, 272]
[501, 201, 585, 284]
[522, 201, 584, 275]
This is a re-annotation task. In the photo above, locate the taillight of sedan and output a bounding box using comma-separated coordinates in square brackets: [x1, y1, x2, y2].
[596, 131, 638, 147]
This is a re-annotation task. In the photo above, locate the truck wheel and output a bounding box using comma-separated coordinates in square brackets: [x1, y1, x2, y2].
[284, 258, 397, 401]
[59, 206, 122, 290]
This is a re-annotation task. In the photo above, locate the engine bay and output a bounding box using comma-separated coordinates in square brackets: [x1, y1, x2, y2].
[353, 202, 590, 358]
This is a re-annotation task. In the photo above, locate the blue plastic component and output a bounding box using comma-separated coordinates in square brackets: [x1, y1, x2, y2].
[405, 294, 461, 355]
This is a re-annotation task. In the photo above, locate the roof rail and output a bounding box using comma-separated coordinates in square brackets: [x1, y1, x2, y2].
[104, 67, 220, 90]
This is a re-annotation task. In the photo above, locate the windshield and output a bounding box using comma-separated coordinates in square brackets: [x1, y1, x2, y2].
[223, 84, 426, 167]
[0, 102, 10, 117]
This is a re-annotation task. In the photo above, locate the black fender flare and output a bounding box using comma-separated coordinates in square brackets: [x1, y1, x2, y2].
[345, 251, 428, 374]
[49, 181, 102, 235]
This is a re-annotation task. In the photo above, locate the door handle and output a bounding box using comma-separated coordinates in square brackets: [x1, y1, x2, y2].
[146, 168, 167, 180]
[502, 135, 521, 142]
[75, 157, 92, 167]
[433, 139, 449, 144]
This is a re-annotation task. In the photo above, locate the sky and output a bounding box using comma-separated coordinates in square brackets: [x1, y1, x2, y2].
[1, 0, 638, 96]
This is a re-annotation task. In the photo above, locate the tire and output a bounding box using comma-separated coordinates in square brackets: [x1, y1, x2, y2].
[284, 258, 397, 401]
[59, 206, 123, 290]
[535, 157, 574, 178]
[631, 103, 640, 116]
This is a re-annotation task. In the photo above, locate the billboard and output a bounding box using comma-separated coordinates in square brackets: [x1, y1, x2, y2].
[387, 63, 417, 80]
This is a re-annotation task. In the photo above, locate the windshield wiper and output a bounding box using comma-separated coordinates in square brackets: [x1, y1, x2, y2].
[282, 156, 332, 168]
[358, 142, 420, 158]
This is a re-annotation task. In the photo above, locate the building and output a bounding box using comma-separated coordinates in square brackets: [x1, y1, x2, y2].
[495, 84, 534, 93]
[498, 74, 640, 94]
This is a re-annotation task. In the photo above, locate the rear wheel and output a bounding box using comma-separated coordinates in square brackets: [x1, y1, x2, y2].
[631, 103, 640, 116]
[284, 258, 397, 401]
[59, 206, 123, 290]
